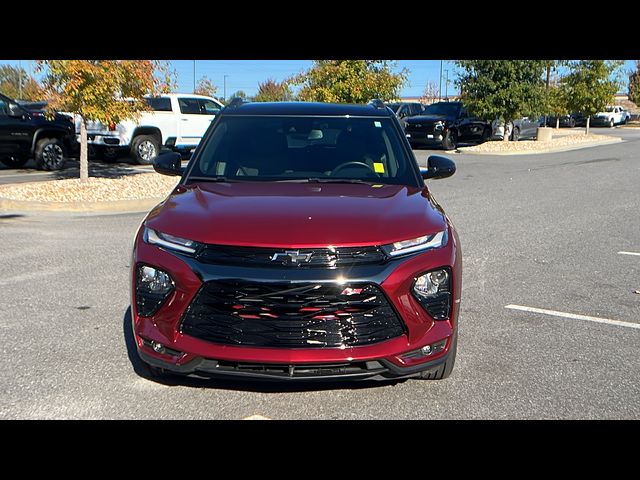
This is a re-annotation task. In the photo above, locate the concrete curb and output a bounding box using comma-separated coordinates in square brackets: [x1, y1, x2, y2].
[455, 137, 623, 156]
[0, 196, 162, 213]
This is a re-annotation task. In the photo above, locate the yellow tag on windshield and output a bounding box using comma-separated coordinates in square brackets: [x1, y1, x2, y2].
[373, 163, 385, 173]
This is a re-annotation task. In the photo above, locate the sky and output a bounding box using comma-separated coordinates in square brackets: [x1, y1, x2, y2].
[1, 60, 635, 99]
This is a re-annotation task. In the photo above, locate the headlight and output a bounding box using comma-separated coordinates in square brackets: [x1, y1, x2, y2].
[381, 230, 447, 257]
[412, 268, 452, 320]
[144, 227, 199, 254]
[135, 265, 175, 317]
[434, 121, 445, 130]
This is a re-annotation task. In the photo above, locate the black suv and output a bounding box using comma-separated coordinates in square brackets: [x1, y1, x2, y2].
[405, 101, 492, 150]
[0, 93, 75, 170]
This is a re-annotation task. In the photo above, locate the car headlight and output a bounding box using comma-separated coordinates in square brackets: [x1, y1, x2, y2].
[135, 264, 175, 317]
[434, 121, 445, 130]
[412, 268, 452, 320]
[144, 227, 199, 254]
[381, 230, 448, 257]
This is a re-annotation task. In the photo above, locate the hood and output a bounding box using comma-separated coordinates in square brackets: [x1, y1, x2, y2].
[145, 182, 447, 248]
[405, 114, 454, 125]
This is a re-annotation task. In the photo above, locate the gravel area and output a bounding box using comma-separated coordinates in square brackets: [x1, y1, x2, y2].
[0, 173, 179, 202]
[459, 132, 618, 153]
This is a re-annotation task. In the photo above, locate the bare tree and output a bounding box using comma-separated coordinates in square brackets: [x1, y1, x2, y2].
[420, 81, 439, 104]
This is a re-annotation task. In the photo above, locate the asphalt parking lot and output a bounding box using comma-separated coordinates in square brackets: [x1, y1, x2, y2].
[1, 129, 639, 419]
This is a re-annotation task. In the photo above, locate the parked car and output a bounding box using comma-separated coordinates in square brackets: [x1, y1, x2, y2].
[131, 99, 461, 382]
[546, 113, 580, 128]
[404, 101, 492, 150]
[387, 102, 425, 129]
[492, 117, 543, 141]
[591, 105, 630, 127]
[0, 92, 75, 170]
[81, 93, 223, 164]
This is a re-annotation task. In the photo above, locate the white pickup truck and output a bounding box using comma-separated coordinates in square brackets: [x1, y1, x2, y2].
[80, 93, 224, 164]
[591, 105, 631, 128]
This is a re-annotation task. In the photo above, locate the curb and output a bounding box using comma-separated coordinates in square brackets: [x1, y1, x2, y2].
[455, 137, 623, 156]
[0, 196, 163, 213]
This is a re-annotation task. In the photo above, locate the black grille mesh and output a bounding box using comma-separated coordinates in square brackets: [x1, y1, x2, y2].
[181, 281, 404, 348]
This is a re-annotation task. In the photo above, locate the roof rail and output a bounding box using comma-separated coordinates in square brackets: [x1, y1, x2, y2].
[225, 97, 245, 109]
[368, 99, 386, 109]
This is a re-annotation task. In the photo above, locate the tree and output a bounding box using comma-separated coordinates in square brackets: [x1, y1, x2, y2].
[254, 78, 292, 102]
[194, 76, 217, 97]
[455, 60, 547, 141]
[291, 60, 408, 104]
[420, 80, 439, 104]
[228, 90, 248, 102]
[629, 60, 640, 106]
[38, 60, 174, 181]
[545, 85, 570, 129]
[563, 60, 623, 134]
[0, 64, 44, 101]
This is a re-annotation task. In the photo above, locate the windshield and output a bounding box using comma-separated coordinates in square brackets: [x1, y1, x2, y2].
[423, 103, 461, 116]
[188, 115, 418, 186]
[604, 106, 614, 112]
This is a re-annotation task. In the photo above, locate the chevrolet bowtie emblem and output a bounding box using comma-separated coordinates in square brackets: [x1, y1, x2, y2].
[270, 250, 312, 263]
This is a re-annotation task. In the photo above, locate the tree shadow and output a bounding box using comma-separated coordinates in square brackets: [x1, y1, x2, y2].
[122, 306, 403, 393]
[0, 214, 25, 220]
[52, 159, 150, 180]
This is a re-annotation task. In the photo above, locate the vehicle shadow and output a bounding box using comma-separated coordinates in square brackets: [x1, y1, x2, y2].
[122, 307, 403, 393]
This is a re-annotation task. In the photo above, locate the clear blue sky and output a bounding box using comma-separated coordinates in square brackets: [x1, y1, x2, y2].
[1, 60, 635, 99]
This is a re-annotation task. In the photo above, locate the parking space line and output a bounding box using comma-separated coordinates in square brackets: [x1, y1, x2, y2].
[618, 251, 640, 257]
[505, 304, 640, 330]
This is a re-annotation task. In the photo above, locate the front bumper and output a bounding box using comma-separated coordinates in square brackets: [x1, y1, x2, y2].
[590, 117, 613, 126]
[131, 225, 462, 381]
[405, 129, 445, 146]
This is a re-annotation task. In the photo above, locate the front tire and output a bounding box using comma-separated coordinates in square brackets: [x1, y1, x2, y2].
[35, 137, 66, 171]
[609, 118, 614, 128]
[442, 129, 457, 150]
[417, 333, 458, 380]
[0, 156, 29, 168]
[131, 134, 160, 165]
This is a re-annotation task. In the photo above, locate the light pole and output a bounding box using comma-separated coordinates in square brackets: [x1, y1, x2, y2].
[438, 60, 443, 101]
[223, 75, 228, 102]
[444, 69, 449, 101]
[193, 60, 196, 93]
[18, 60, 23, 99]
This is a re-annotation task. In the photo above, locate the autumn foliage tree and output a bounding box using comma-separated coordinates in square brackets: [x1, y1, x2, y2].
[0, 65, 44, 101]
[629, 60, 640, 106]
[38, 60, 174, 181]
[194, 76, 217, 98]
[292, 60, 408, 104]
[254, 78, 292, 102]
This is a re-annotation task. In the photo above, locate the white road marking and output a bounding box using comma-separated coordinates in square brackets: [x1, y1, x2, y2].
[505, 304, 640, 330]
[618, 251, 640, 257]
[242, 414, 271, 420]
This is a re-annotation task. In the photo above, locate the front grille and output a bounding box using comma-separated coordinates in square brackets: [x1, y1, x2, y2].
[406, 123, 435, 134]
[203, 360, 385, 378]
[195, 244, 386, 268]
[180, 281, 405, 348]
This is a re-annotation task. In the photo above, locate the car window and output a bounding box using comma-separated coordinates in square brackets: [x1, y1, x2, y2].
[424, 102, 461, 116]
[145, 97, 172, 112]
[190, 116, 418, 186]
[0, 98, 7, 115]
[200, 99, 221, 115]
[178, 98, 202, 115]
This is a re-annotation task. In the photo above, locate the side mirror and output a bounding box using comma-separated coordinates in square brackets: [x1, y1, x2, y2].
[8, 103, 25, 118]
[153, 151, 184, 177]
[421, 155, 456, 180]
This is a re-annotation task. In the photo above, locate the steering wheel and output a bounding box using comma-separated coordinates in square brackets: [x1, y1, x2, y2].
[331, 161, 375, 176]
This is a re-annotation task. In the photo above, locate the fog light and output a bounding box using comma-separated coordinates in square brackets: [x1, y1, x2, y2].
[136, 264, 175, 317]
[151, 341, 165, 353]
[412, 268, 452, 320]
[402, 338, 449, 361]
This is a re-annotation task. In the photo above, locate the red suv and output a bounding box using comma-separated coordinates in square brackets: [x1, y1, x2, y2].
[131, 100, 461, 381]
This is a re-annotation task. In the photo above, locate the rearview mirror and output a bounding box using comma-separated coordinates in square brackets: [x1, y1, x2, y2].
[421, 155, 456, 180]
[153, 151, 184, 177]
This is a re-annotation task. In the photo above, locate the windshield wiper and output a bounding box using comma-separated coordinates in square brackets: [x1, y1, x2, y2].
[187, 176, 247, 183]
[307, 178, 377, 185]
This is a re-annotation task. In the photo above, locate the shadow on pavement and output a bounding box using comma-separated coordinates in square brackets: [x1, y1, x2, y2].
[122, 306, 403, 393]
[52, 158, 150, 180]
